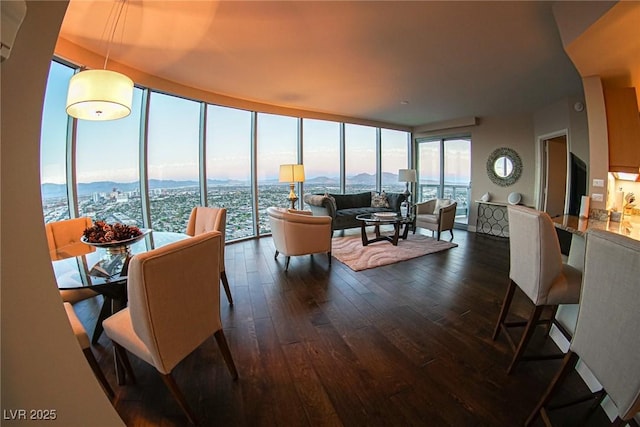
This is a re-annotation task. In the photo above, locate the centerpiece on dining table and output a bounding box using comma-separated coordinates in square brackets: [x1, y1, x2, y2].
[81, 221, 150, 277]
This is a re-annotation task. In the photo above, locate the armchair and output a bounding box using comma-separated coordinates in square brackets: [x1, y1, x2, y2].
[266, 207, 332, 271]
[414, 198, 457, 240]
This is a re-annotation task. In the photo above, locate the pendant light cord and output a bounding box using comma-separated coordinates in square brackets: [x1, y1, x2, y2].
[103, 0, 127, 70]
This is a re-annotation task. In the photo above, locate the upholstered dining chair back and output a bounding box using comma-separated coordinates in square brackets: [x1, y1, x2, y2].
[185, 206, 233, 304]
[45, 217, 99, 304]
[507, 205, 564, 305]
[103, 231, 237, 424]
[45, 217, 95, 261]
[571, 230, 640, 420]
[127, 231, 223, 374]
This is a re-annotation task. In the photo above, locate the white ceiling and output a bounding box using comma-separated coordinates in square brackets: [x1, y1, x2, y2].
[58, 0, 585, 128]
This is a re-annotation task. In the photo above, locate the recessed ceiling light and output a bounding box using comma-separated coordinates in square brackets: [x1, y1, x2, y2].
[400, 100, 409, 105]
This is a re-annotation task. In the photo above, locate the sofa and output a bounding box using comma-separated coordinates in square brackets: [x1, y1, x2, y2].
[303, 191, 406, 232]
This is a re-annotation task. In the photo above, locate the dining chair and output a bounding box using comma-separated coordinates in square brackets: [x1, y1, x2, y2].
[45, 217, 101, 304]
[526, 229, 640, 426]
[266, 207, 332, 271]
[63, 302, 115, 401]
[186, 206, 233, 305]
[102, 231, 238, 425]
[492, 205, 583, 374]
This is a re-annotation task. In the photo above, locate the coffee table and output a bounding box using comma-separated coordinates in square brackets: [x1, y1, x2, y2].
[356, 213, 414, 246]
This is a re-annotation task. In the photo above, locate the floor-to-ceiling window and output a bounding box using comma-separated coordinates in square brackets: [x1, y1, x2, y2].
[417, 137, 471, 225]
[302, 118, 341, 196]
[41, 61, 73, 223]
[147, 92, 201, 233]
[381, 128, 410, 194]
[256, 113, 299, 234]
[75, 88, 145, 231]
[41, 59, 412, 240]
[206, 105, 254, 240]
[345, 123, 377, 194]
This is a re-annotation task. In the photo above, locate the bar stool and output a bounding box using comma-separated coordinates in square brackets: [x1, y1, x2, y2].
[526, 229, 640, 426]
[492, 205, 582, 374]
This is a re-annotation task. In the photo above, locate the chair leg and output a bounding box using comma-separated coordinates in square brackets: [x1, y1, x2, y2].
[214, 330, 238, 380]
[449, 229, 454, 240]
[274, 250, 279, 259]
[160, 373, 197, 425]
[220, 271, 233, 306]
[507, 305, 545, 374]
[436, 230, 441, 240]
[92, 296, 113, 344]
[493, 279, 517, 340]
[285, 256, 291, 271]
[327, 252, 332, 265]
[83, 347, 115, 400]
[525, 351, 579, 426]
[113, 342, 136, 385]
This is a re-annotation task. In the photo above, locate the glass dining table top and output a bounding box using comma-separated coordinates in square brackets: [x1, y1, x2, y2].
[52, 231, 188, 290]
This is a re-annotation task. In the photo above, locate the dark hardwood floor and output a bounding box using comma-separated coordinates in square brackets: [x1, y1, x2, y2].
[74, 229, 612, 426]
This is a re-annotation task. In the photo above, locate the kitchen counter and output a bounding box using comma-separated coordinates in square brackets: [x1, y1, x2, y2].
[551, 214, 640, 241]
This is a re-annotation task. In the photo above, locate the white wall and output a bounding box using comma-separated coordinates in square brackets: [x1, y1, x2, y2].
[414, 112, 535, 229]
[0, 2, 124, 425]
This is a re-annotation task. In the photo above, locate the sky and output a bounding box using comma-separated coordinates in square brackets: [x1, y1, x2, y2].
[41, 60, 469, 186]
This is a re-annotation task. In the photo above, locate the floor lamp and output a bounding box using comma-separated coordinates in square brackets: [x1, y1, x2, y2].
[279, 164, 305, 209]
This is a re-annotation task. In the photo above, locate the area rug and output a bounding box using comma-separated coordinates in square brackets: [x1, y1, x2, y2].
[331, 233, 457, 271]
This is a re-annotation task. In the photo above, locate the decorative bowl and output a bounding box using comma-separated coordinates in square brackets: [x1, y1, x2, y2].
[81, 228, 151, 249]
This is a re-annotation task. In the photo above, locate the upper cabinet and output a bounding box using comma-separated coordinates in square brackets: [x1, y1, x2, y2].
[604, 87, 640, 173]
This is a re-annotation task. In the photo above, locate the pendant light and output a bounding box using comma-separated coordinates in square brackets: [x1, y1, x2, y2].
[65, 0, 133, 121]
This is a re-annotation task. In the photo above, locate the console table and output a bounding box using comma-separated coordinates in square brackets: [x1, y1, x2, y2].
[476, 201, 509, 237]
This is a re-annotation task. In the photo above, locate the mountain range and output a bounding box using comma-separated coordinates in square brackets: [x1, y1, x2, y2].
[40, 173, 400, 199]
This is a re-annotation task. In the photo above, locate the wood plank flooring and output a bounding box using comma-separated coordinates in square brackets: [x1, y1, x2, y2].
[75, 229, 612, 426]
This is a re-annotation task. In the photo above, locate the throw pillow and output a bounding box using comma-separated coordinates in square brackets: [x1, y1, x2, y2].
[371, 191, 390, 208]
[433, 198, 451, 214]
[323, 193, 338, 214]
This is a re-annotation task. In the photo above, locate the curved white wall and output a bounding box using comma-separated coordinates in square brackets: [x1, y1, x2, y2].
[0, 2, 124, 425]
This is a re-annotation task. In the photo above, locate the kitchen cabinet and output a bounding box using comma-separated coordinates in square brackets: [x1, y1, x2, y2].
[604, 87, 640, 173]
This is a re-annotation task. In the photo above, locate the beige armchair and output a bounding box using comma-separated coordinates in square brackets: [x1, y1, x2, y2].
[186, 206, 233, 305]
[102, 231, 237, 425]
[414, 198, 457, 241]
[266, 207, 332, 271]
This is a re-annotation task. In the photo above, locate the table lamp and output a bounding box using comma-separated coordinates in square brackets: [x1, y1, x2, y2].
[398, 168, 417, 204]
[279, 164, 305, 209]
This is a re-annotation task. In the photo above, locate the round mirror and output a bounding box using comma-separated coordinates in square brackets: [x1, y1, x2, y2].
[487, 147, 522, 187]
[493, 156, 513, 178]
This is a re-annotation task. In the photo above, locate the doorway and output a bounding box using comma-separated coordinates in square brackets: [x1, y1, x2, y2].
[540, 135, 568, 217]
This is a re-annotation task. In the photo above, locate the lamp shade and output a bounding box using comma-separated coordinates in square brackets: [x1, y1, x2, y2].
[398, 169, 417, 182]
[279, 164, 305, 183]
[66, 69, 134, 121]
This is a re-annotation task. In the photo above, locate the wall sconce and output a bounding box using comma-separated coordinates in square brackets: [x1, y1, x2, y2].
[279, 164, 305, 209]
